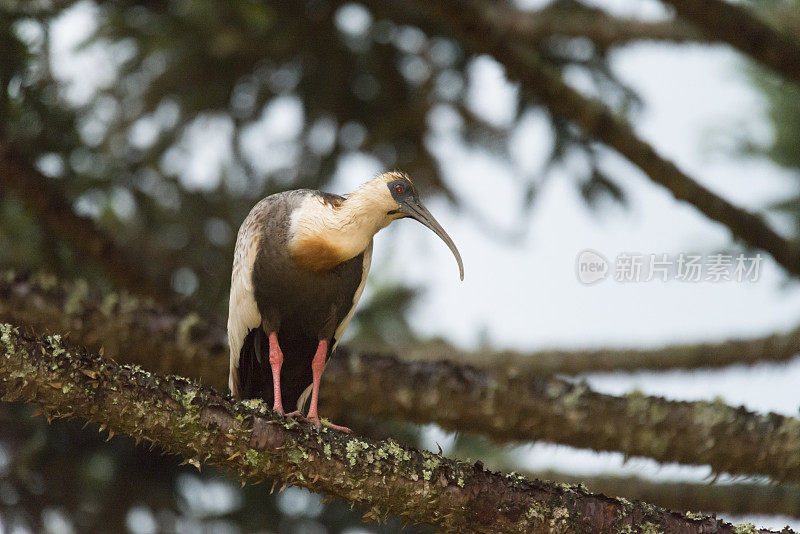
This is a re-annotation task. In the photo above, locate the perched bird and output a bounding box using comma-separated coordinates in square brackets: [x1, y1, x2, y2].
[228, 171, 463, 431]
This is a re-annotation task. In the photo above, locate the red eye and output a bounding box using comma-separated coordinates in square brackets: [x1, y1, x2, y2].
[394, 183, 405, 194]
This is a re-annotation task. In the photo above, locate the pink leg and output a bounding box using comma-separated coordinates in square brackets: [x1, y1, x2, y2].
[305, 339, 327, 422]
[268, 332, 284, 415]
[305, 339, 350, 432]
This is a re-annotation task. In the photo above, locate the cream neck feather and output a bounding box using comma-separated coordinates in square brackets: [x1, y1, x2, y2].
[289, 183, 401, 269]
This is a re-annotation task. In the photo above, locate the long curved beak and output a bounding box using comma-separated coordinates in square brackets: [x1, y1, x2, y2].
[400, 198, 464, 281]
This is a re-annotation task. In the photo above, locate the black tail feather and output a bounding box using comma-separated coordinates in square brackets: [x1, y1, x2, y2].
[238, 328, 316, 411]
[239, 328, 270, 402]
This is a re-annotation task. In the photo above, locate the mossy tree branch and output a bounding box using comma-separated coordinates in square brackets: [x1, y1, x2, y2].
[321, 352, 800, 485]
[395, 329, 800, 375]
[3, 272, 800, 486]
[533, 471, 800, 520]
[1, 323, 780, 534]
[0, 271, 229, 389]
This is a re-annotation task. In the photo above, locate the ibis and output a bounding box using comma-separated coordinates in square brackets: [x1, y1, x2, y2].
[228, 171, 463, 431]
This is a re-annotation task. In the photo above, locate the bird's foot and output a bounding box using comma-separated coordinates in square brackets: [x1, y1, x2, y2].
[308, 416, 351, 433]
[285, 412, 351, 433]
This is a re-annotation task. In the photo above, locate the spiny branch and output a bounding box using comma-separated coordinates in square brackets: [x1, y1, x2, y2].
[1, 323, 779, 534]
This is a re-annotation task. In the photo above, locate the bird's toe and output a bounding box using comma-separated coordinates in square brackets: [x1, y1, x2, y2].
[306, 415, 323, 430]
[300, 415, 351, 433]
[327, 423, 351, 433]
[319, 418, 351, 433]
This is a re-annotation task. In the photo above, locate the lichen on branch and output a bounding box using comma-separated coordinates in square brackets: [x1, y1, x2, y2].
[0, 323, 782, 534]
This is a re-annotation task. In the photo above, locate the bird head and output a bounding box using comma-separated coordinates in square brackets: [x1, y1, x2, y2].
[363, 171, 464, 281]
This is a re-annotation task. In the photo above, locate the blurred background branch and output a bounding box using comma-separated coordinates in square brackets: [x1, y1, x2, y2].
[3, 270, 798, 392]
[523, 470, 800, 519]
[321, 351, 800, 485]
[0, 140, 178, 299]
[3, 271, 800, 487]
[470, 3, 710, 50]
[386, 329, 800, 375]
[659, 0, 800, 88]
